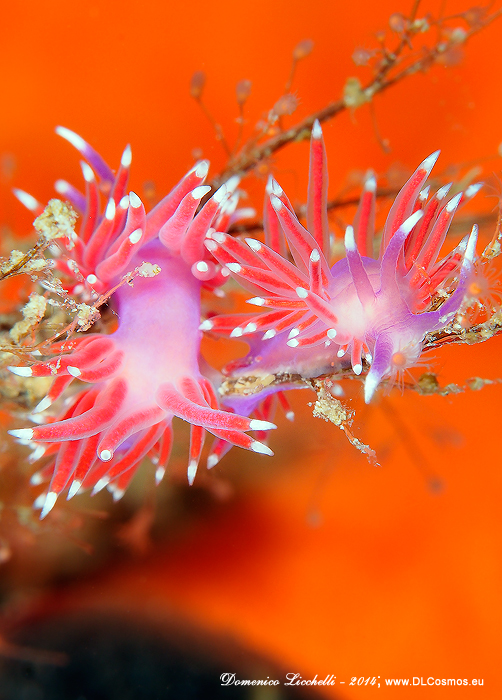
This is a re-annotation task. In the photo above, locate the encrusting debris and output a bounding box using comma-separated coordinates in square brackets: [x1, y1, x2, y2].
[9, 294, 47, 344]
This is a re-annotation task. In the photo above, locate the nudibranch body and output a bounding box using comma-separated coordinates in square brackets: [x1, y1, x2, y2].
[9, 128, 275, 517]
[205, 121, 479, 407]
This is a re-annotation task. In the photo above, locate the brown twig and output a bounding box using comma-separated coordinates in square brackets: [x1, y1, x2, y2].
[208, 7, 502, 190]
[218, 310, 502, 401]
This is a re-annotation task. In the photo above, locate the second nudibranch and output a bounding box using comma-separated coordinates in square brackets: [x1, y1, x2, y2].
[204, 120, 479, 406]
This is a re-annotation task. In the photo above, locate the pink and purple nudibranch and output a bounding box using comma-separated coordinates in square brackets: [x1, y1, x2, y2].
[8, 121, 480, 516]
[9, 127, 276, 517]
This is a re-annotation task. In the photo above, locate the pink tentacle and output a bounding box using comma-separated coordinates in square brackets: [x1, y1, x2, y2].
[44, 335, 90, 355]
[208, 231, 267, 268]
[344, 226, 376, 307]
[270, 194, 314, 274]
[308, 249, 324, 297]
[93, 423, 165, 489]
[295, 287, 339, 328]
[188, 424, 206, 484]
[350, 338, 364, 375]
[108, 466, 136, 499]
[97, 405, 166, 462]
[198, 377, 219, 409]
[428, 238, 467, 289]
[206, 427, 272, 453]
[48, 438, 84, 496]
[29, 337, 115, 377]
[74, 350, 124, 383]
[353, 172, 376, 258]
[96, 228, 145, 283]
[152, 423, 174, 484]
[404, 183, 451, 271]
[244, 238, 309, 288]
[56, 126, 115, 183]
[106, 191, 146, 257]
[37, 391, 103, 506]
[261, 310, 308, 340]
[157, 383, 275, 432]
[45, 389, 101, 496]
[206, 437, 233, 469]
[287, 327, 330, 348]
[181, 181, 234, 264]
[12, 188, 44, 216]
[83, 198, 119, 269]
[145, 161, 209, 242]
[109, 144, 132, 206]
[178, 375, 209, 406]
[245, 297, 305, 310]
[31, 452, 60, 484]
[78, 161, 100, 244]
[379, 211, 423, 293]
[222, 262, 298, 297]
[32, 375, 74, 414]
[264, 180, 287, 256]
[158, 186, 210, 254]
[277, 391, 295, 421]
[56, 388, 101, 424]
[412, 193, 462, 277]
[230, 310, 300, 338]
[381, 150, 439, 253]
[65, 434, 101, 498]
[286, 312, 318, 340]
[54, 179, 86, 214]
[213, 193, 238, 232]
[29, 378, 127, 442]
[200, 313, 259, 334]
[307, 120, 330, 259]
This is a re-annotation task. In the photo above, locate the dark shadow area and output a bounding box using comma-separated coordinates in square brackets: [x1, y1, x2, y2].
[0, 611, 330, 700]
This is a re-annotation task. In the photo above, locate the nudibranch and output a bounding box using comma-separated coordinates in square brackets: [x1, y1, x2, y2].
[203, 121, 480, 412]
[8, 128, 276, 517]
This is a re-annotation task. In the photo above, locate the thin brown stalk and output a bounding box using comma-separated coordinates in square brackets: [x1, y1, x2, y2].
[209, 8, 502, 190]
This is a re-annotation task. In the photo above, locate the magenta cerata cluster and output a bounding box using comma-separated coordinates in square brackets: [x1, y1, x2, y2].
[8, 122, 479, 516]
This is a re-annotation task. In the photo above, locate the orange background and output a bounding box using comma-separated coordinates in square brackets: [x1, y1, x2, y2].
[1, 0, 502, 697]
